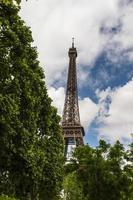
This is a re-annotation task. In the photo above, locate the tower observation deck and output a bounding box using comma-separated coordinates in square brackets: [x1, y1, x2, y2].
[62, 39, 85, 160]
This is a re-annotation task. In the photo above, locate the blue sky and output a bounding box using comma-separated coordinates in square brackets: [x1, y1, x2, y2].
[20, 0, 133, 146]
[83, 51, 133, 146]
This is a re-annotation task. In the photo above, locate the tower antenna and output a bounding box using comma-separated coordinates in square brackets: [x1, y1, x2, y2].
[72, 37, 74, 48]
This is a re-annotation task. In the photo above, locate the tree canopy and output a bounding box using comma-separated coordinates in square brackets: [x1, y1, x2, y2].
[0, 1, 64, 200]
[64, 140, 133, 200]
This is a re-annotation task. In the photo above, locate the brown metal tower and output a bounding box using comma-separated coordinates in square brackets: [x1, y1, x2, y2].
[62, 39, 85, 159]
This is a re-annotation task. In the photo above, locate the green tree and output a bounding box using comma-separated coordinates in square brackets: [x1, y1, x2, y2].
[123, 142, 133, 200]
[0, 1, 64, 199]
[63, 172, 86, 200]
[65, 140, 133, 200]
[0, 195, 17, 200]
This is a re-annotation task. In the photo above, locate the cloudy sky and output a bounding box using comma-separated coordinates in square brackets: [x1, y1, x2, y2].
[20, 0, 133, 146]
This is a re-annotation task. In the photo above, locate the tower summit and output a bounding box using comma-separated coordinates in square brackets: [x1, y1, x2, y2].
[62, 39, 85, 160]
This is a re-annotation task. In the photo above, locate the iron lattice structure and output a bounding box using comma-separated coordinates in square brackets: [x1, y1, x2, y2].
[62, 40, 85, 152]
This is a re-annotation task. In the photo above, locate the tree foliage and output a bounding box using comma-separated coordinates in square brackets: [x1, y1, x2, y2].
[0, 195, 17, 200]
[64, 140, 133, 200]
[63, 172, 86, 200]
[0, 1, 64, 200]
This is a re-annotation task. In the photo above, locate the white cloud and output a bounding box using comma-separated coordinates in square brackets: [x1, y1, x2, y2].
[48, 87, 65, 115]
[97, 79, 133, 143]
[48, 87, 98, 130]
[79, 97, 98, 129]
[20, 0, 128, 86]
[114, 1, 133, 49]
[105, 1, 133, 63]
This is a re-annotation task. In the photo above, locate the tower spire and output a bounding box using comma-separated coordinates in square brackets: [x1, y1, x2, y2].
[72, 37, 74, 48]
[62, 41, 85, 161]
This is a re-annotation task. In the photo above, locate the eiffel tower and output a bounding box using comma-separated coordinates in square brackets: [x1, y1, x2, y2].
[62, 39, 85, 160]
